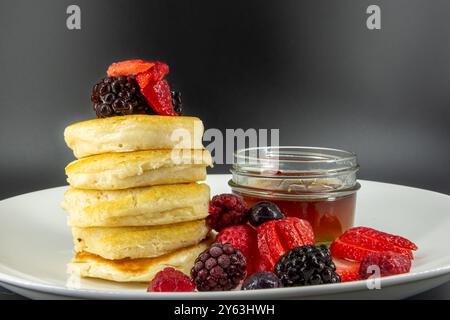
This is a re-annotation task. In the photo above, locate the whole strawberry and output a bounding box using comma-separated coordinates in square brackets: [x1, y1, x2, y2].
[216, 224, 257, 276]
[207, 194, 249, 231]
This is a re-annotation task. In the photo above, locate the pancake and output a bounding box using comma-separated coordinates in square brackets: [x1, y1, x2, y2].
[65, 149, 212, 190]
[72, 219, 210, 260]
[64, 115, 205, 158]
[68, 238, 212, 282]
[62, 183, 210, 227]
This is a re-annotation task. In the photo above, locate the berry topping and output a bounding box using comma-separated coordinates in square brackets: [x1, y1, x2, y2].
[249, 201, 285, 227]
[91, 76, 152, 118]
[102, 59, 182, 116]
[207, 194, 250, 232]
[275, 245, 341, 287]
[241, 272, 282, 290]
[191, 242, 247, 291]
[257, 217, 315, 272]
[139, 79, 179, 116]
[147, 267, 195, 292]
[107, 59, 155, 77]
[333, 258, 361, 282]
[330, 227, 417, 262]
[359, 252, 411, 279]
[216, 224, 257, 276]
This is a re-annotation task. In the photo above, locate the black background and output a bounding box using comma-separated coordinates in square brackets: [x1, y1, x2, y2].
[0, 0, 449, 199]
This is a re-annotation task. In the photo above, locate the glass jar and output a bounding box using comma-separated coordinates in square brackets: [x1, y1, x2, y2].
[229, 146, 360, 244]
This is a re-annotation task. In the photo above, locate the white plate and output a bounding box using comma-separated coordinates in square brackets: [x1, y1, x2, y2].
[0, 174, 449, 300]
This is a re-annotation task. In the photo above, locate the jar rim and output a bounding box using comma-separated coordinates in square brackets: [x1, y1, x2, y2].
[229, 179, 361, 199]
[233, 146, 358, 175]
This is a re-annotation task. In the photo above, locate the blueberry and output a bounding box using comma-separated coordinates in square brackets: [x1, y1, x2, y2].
[241, 272, 282, 290]
[249, 201, 285, 227]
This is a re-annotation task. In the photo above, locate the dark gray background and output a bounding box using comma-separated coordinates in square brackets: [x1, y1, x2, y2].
[0, 0, 449, 299]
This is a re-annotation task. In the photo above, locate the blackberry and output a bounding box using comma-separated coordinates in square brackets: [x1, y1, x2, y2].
[91, 76, 153, 118]
[171, 91, 183, 115]
[191, 242, 247, 291]
[275, 245, 341, 287]
[249, 201, 285, 227]
[241, 272, 282, 290]
[207, 194, 250, 231]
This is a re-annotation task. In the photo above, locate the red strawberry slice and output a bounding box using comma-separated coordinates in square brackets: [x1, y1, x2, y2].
[140, 79, 178, 116]
[290, 217, 316, 244]
[330, 238, 378, 261]
[351, 227, 418, 251]
[107, 59, 155, 77]
[339, 230, 413, 259]
[330, 227, 417, 262]
[216, 224, 257, 276]
[135, 62, 169, 88]
[257, 217, 315, 272]
[253, 253, 272, 273]
[333, 258, 361, 282]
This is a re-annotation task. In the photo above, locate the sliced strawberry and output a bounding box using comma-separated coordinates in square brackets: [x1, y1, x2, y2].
[330, 238, 379, 261]
[289, 217, 315, 245]
[333, 258, 361, 282]
[135, 62, 169, 88]
[330, 227, 417, 262]
[351, 227, 418, 251]
[359, 252, 411, 279]
[339, 230, 413, 259]
[275, 219, 304, 249]
[256, 232, 275, 272]
[107, 59, 155, 77]
[216, 224, 257, 276]
[253, 253, 272, 273]
[256, 217, 315, 272]
[140, 79, 178, 116]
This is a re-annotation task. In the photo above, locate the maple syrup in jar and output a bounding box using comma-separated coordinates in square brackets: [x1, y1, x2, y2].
[229, 147, 360, 244]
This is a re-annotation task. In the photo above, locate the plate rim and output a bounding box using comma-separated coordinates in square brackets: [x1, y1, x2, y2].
[0, 176, 450, 299]
[1, 265, 450, 299]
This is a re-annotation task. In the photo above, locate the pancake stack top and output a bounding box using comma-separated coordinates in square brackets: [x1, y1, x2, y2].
[62, 114, 213, 282]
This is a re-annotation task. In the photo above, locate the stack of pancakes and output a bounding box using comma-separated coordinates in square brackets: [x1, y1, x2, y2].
[61, 115, 212, 282]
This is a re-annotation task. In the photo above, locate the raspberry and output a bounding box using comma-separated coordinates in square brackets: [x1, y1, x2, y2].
[207, 194, 249, 231]
[107, 59, 155, 77]
[191, 242, 246, 291]
[147, 267, 195, 292]
[91, 76, 152, 118]
[330, 227, 417, 262]
[257, 217, 315, 272]
[275, 245, 340, 287]
[359, 252, 411, 279]
[333, 258, 361, 282]
[216, 225, 257, 276]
